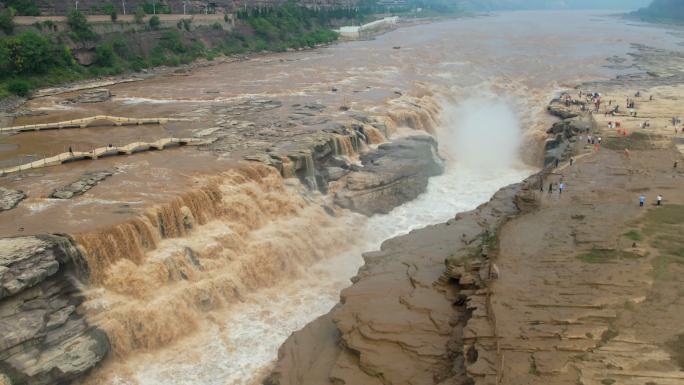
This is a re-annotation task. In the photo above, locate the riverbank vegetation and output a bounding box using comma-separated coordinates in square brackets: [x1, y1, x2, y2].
[0, 2, 342, 99]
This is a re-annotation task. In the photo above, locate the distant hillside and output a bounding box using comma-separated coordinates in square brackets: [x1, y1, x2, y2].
[631, 0, 684, 23]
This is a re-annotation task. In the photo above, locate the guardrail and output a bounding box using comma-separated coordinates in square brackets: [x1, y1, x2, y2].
[0, 137, 209, 176]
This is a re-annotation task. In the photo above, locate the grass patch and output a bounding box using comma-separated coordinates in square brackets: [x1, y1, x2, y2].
[666, 333, 684, 370]
[644, 205, 684, 226]
[529, 358, 540, 376]
[601, 329, 619, 344]
[639, 205, 684, 279]
[577, 249, 642, 264]
[602, 132, 658, 151]
[623, 229, 643, 242]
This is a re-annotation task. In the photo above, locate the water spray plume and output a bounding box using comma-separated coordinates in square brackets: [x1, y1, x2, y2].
[439, 96, 522, 169]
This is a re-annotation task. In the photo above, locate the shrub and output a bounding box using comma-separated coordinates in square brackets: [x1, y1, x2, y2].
[42, 19, 56, 31]
[94, 44, 115, 67]
[7, 79, 31, 96]
[159, 31, 185, 53]
[212, 22, 222, 30]
[177, 18, 192, 32]
[149, 15, 160, 30]
[0, 7, 16, 34]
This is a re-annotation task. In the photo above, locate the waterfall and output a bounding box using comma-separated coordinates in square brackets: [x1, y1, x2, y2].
[76, 164, 365, 358]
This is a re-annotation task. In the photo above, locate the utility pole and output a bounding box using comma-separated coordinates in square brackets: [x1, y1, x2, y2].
[153, 0, 156, 14]
[183, 1, 187, 15]
[75, 0, 78, 11]
[122, 0, 126, 15]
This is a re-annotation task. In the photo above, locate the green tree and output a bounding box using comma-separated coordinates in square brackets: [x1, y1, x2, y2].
[67, 10, 97, 41]
[0, 40, 10, 72]
[4, 0, 40, 16]
[134, 6, 146, 24]
[103, 3, 117, 22]
[5, 30, 52, 74]
[149, 15, 160, 30]
[0, 6, 16, 34]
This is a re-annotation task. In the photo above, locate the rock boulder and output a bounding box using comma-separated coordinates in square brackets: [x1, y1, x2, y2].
[50, 170, 113, 199]
[334, 135, 444, 215]
[0, 235, 109, 385]
[0, 188, 26, 212]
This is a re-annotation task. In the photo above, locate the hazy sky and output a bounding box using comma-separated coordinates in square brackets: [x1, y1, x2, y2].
[458, 0, 652, 11]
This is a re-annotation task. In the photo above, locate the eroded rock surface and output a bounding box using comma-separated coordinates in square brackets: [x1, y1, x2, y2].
[0, 236, 109, 385]
[68, 89, 112, 104]
[543, 107, 592, 166]
[334, 135, 444, 215]
[50, 170, 114, 199]
[266, 181, 525, 385]
[0, 188, 26, 212]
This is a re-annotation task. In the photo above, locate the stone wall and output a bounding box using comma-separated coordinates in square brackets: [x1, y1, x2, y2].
[34, 0, 358, 16]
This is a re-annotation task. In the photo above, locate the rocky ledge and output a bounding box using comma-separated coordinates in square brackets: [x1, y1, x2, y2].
[0, 188, 25, 212]
[265, 176, 535, 385]
[0, 236, 109, 385]
[334, 135, 444, 215]
[543, 101, 592, 166]
[50, 170, 114, 199]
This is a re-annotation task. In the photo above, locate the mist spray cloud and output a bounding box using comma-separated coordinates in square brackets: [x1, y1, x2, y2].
[439, 95, 522, 170]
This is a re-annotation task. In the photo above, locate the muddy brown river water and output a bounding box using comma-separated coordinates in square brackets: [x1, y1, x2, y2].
[1, 10, 683, 385]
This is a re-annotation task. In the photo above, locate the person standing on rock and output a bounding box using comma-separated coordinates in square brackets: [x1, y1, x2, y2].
[548, 183, 553, 193]
[555, 158, 560, 168]
[657, 194, 663, 206]
[640, 195, 646, 207]
[570, 157, 574, 166]
[559, 182, 565, 194]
